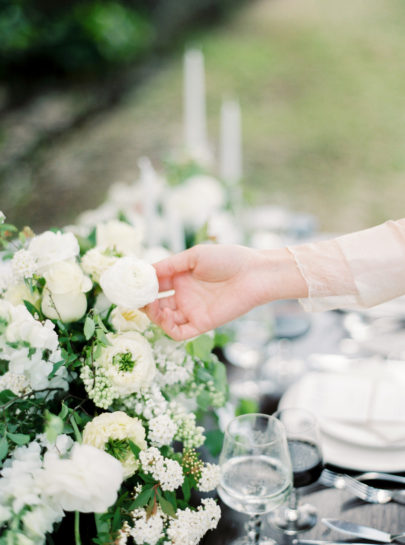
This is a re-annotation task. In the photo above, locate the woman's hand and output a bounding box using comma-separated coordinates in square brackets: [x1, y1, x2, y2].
[145, 244, 307, 340]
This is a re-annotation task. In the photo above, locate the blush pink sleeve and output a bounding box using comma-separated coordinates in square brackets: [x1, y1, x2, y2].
[288, 219, 405, 311]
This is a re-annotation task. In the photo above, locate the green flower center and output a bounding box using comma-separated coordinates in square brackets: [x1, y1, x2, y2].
[113, 351, 136, 372]
[105, 438, 130, 461]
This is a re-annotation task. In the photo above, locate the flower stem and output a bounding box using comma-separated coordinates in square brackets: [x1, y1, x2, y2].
[74, 511, 82, 545]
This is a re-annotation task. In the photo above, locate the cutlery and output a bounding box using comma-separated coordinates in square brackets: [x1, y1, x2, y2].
[298, 541, 387, 545]
[356, 472, 405, 486]
[343, 475, 405, 504]
[322, 519, 405, 543]
[319, 469, 405, 504]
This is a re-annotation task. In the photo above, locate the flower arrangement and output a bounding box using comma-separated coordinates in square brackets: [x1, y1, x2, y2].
[0, 211, 227, 545]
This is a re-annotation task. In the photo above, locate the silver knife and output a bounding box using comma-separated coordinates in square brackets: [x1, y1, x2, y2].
[322, 519, 405, 543]
[298, 541, 388, 545]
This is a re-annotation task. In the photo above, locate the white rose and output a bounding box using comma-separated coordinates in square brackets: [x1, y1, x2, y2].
[96, 220, 143, 256]
[110, 307, 150, 333]
[43, 261, 92, 295]
[81, 248, 118, 283]
[43, 443, 123, 513]
[100, 256, 158, 309]
[42, 289, 88, 323]
[83, 411, 146, 477]
[97, 331, 156, 395]
[28, 231, 79, 273]
[41, 261, 92, 323]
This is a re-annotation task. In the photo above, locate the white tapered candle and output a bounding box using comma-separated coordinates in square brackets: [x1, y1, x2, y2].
[183, 49, 209, 162]
[220, 99, 242, 185]
[138, 157, 159, 247]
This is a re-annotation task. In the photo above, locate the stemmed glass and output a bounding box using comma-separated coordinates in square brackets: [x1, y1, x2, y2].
[217, 413, 293, 545]
[223, 305, 275, 399]
[268, 408, 323, 535]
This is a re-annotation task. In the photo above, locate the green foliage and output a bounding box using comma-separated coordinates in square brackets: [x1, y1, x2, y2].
[235, 397, 259, 416]
[186, 334, 214, 361]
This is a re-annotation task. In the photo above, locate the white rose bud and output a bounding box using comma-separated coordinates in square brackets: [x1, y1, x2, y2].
[41, 261, 92, 322]
[100, 256, 158, 309]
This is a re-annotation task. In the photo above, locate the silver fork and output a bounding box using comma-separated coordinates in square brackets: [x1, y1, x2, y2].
[343, 474, 405, 505]
[319, 468, 346, 489]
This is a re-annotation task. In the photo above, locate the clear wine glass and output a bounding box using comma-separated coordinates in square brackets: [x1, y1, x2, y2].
[223, 305, 275, 399]
[267, 408, 323, 535]
[217, 413, 293, 545]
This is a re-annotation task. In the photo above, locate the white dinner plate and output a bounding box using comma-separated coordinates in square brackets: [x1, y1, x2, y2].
[279, 368, 405, 472]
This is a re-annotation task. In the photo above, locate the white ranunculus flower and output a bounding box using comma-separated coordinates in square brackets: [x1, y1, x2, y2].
[83, 411, 146, 477]
[41, 261, 92, 323]
[28, 231, 79, 273]
[81, 248, 118, 283]
[96, 220, 143, 256]
[110, 307, 150, 333]
[100, 256, 158, 309]
[97, 331, 156, 395]
[43, 443, 123, 513]
[167, 175, 226, 229]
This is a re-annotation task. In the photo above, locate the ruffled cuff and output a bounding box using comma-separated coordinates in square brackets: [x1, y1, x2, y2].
[288, 219, 405, 312]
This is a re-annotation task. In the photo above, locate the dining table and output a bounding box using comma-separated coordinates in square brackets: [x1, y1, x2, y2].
[203, 303, 405, 545]
[203, 479, 404, 545]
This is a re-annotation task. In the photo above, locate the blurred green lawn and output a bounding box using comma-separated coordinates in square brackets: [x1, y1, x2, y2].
[4, 0, 405, 232]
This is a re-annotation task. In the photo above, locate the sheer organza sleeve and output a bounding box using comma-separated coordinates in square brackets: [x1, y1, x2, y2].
[288, 219, 405, 311]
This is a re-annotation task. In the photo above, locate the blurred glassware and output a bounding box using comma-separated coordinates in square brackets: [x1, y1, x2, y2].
[217, 413, 292, 545]
[258, 340, 307, 398]
[223, 304, 275, 399]
[268, 408, 323, 535]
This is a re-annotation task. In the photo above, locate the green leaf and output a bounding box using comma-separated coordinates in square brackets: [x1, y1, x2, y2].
[47, 360, 65, 380]
[182, 477, 191, 502]
[235, 398, 260, 416]
[96, 328, 109, 346]
[163, 490, 177, 510]
[23, 299, 39, 317]
[84, 316, 96, 340]
[187, 334, 214, 361]
[45, 411, 64, 443]
[0, 436, 8, 461]
[214, 330, 231, 348]
[59, 403, 69, 420]
[132, 486, 154, 509]
[0, 389, 17, 404]
[204, 429, 224, 457]
[196, 390, 211, 410]
[157, 493, 177, 518]
[112, 507, 121, 531]
[7, 432, 30, 445]
[0, 224, 17, 232]
[127, 439, 141, 458]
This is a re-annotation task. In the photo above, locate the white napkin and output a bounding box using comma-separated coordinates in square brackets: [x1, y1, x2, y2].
[287, 365, 405, 446]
